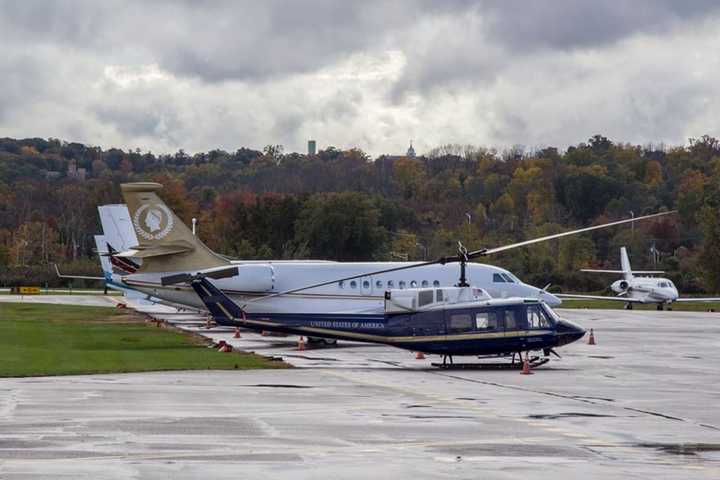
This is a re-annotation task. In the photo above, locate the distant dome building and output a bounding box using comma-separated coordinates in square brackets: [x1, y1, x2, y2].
[406, 141, 416, 158]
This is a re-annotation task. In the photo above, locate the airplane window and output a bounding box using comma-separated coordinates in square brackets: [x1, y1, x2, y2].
[449, 313, 473, 333]
[475, 311, 499, 330]
[388, 280, 394, 288]
[527, 305, 551, 329]
[338, 281, 344, 289]
[399, 280, 406, 289]
[350, 280, 357, 289]
[410, 280, 418, 288]
[493, 273, 506, 283]
[501, 273, 515, 283]
[418, 290, 434, 307]
[658, 282, 668, 288]
[421, 280, 429, 287]
[436, 289, 444, 302]
[433, 280, 440, 287]
[363, 280, 370, 289]
[376, 280, 383, 288]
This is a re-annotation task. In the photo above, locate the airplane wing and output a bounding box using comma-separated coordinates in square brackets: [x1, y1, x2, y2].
[674, 297, 720, 303]
[580, 269, 665, 274]
[54, 264, 105, 281]
[556, 293, 645, 303]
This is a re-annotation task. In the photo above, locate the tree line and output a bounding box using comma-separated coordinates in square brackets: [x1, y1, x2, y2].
[1, 134, 719, 294]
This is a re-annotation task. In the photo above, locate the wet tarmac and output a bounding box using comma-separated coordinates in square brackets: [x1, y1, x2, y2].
[0, 298, 719, 478]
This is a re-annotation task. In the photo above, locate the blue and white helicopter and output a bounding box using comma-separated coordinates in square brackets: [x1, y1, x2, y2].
[169, 245, 587, 368]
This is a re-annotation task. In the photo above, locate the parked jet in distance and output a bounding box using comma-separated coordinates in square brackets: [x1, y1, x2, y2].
[557, 247, 720, 310]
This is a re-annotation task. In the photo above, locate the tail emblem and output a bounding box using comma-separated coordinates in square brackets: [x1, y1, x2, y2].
[133, 204, 174, 240]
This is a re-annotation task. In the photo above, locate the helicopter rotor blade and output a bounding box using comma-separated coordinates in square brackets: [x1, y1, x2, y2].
[239, 210, 674, 305]
[478, 210, 675, 257]
[161, 266, 239, 286]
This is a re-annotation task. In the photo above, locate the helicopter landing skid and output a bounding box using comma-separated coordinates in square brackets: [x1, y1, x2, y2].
[431, 357, 550, 370]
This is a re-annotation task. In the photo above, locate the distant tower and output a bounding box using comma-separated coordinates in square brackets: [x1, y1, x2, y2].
[406, 140, 416, 158]
[308, 140, 317, 156]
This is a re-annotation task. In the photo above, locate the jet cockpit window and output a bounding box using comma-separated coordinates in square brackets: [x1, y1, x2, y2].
[658, 281, 668, 288]
[493, 273, 506, 283]
[501, 273, 515, 283]
[526, 304, 551, 329]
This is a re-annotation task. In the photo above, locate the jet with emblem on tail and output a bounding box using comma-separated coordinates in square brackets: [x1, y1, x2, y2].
[114, 182, 673, 321]
[557, 246, 720, 310]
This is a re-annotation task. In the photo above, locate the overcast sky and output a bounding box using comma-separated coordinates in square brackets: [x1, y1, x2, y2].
[2, 0, 720, 157]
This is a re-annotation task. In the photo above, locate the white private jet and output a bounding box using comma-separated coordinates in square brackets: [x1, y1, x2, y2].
[557, 246, 720, 310]
[113, 182, 672, 316]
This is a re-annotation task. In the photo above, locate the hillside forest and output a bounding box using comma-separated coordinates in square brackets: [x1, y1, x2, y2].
[1, 134, 719, 295]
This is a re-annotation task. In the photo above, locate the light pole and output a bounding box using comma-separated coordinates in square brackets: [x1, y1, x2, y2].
[629, 210, 634, 238]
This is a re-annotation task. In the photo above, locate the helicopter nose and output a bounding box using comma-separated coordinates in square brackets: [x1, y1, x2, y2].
[555, 320, 586, 346]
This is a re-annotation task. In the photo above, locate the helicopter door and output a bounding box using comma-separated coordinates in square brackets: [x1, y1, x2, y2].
[360, 276, 373, 296]
[502, 306, 529, 349]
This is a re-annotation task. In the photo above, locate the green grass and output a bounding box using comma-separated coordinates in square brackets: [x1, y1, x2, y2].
[0, 303, 287, 377]
[558, 299, 720, 311]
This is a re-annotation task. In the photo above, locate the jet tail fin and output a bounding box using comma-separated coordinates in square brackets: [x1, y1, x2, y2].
[120, 183, 228, 273]
[620, 247, 633, 280]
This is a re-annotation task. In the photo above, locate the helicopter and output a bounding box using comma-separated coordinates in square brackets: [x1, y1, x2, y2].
[174, 244, 588, 368]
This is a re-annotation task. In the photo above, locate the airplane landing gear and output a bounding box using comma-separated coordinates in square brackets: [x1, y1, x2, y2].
[625, 302, 633, 310]
[656, 303, 664, 311]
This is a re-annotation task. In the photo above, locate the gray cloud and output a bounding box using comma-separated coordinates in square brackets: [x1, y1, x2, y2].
[0, 0, 719, 156]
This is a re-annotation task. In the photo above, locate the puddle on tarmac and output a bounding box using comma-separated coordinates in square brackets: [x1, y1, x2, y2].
[527, 412, 616, 420]
[249, 384, 314, 389]
[636, 443, 720, 456]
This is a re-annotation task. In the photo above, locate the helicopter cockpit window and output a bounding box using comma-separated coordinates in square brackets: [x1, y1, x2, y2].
[475, 311, 499, 330]
[418, 290, 434, 307]
[526, 304, 551, 329]
[493, 273, 506, 283]
[504, 308, 528, 330]
[501, 273, 515, 283]
[449, 313, 473, 333]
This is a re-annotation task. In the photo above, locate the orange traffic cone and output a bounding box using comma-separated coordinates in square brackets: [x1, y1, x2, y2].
[415, 351, 426, 360]
[216, 340, 227, 351]
[520, 358, 533, 375]
[588, 328, 596, 345]
[297, 336, 306, 351]
[233, 327, 241, 339]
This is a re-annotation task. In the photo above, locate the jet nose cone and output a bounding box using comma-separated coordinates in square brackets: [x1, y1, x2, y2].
[555, 320, 586, 346]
